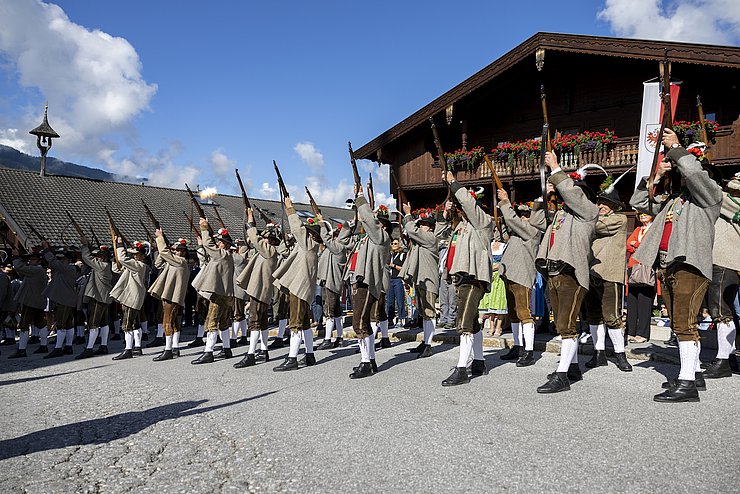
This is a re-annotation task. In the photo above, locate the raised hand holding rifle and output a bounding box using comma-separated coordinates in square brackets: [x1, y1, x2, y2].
[185, 183, 214, 236]
[647, 51, 674, 203]
[348, 141, 362, 233]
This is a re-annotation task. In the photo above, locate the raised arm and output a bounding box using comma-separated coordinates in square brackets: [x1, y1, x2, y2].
[499, 200, 542, 239]
[449, 180, 492, 231]
[402, 215, 437, 248]
[356, 194, 388, 245]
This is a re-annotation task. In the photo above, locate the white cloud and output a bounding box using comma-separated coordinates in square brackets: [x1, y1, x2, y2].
[98, 141, 200, 189]
[259, 182, 278, 199]
[293, 141, 324, 171]
[0, 128, 28, 152]
[598, 0, 740, 45]
[359, 159, 390, 184]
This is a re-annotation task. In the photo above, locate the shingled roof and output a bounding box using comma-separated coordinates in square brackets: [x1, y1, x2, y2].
[0, 168, 353, 250]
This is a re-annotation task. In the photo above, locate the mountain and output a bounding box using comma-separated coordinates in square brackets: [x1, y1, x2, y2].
[0, 144, 142, 182]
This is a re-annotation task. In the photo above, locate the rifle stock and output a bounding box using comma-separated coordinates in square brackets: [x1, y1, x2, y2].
[105, 208, 122, 269]
[65, 211, 86, 238]
[348, 141, 362, 190]
[273, 160, 289, 199]
[24, 221, 47, 245]
[696, 95, 712, 162]
[235, 168, 251, 210]
[647, 51, 673, 203]
[540, 85, 552, 153]
[185, 183, 214, 235]
[213, 206, 227, 230]
[90, 228, 102, 249]
[538, 123, 551, 224]
[142, 199, 171, 247]
[139, 219, 155, 245]
[367, 173, 375, 210]
[305, 186, 322, 216]
[184, 212, 200, 237]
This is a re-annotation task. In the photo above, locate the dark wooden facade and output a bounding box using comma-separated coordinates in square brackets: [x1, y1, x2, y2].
[356, 33, 740, 207]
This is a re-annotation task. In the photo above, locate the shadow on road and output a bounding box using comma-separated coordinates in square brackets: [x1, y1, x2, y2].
[0, 391, 278, 461]
[0, 365, 109, 387]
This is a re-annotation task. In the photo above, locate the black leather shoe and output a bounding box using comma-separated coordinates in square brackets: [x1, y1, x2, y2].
[352, 358, 378, 373]
[73, 336, 86, 345]
[172, 348, 180, 358]
[548, 363, 582, 382]
[63, 346, 74, 355]
[417, 344, 433, 358]
[191, 352, 214, 364]
[700, 358, 716, 370]
[141, 332, 149, 341]
[230, 338, 239, 348]
[33, 345, 48, 354]
[8, 349, 27, 358]
[317, 339, 333, 350]
[273, 357, 298, 371]
[75, 348, 95, 360]
[237, 336, 249, 346]
[442, 367, 470, 386]
[662, 372, 707, 391]
[516, 350, 535, 367]
[299, 353, 317, 366]
[500, 345, 522, 361]
[132, 347, 143, 356]
[28, 336, 40, 344]
[654, 379, 700, 402]
[187, 337, 204, 348]
[614, 352, 633, 372]
[410, 341, 426, 353]
[255, 350, 270, 362]
[112, 349, 133, 360]
[379, 337, 392, 349]
[94, 345, 108, 355]
[729, 353, 739, 372]
[268, 338, 285, 349]
[1, 338, 15, 346]
[111, 333, 122, 341]
[350, 361, 374, 379]
[470, 359, 488, 376]
[234, 353, 256, 368]
[153, 350, 173, 361]
[665, 333, 678, 346]
[703, 358, 732, 379]
[585, 350, 608, 368]
[332, 337, 344, 348]
[537, 372, 570, 393]
[215, 348, 233, 359]
[146, 337, 165, 348]
[44, 348, 65, 359]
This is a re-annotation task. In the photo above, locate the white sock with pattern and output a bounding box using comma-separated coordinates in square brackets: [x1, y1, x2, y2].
[165, 335, 173, 351]
[221, 330, 231, 348]
[367, 335, 376, 360]
[425, 319, 436, 345]
[591, 324, 606, 351]
[54, 328, 64, 349]
[335, 317, 344, 338]
[717, 321, 736, 359]
[558, 338, 578, 372]
[457, 334, 474, 367]
[133, 329, 142, 348]
[172, 332, 180, 349]
[359, 338, 370, 362]
[124, 332, 133, 350]
[608, 328, 625, 353]
[324, 318, 334, 342]
[196, 324, 204, 337]
[249, 330, 259, 354]
[289, 332, 301, 358]
[140, 320, 148, 334]
[380, 320, 389, 338]
[277, 319, 288, 338]
[19, 331, 28, 350]
[156, 323, 164, 338]
[260, 330, 269, 350]
[100, 326, 109, 345]
[205, 331, 217, 352]
[678, 341, 698, 381]
[523, 322, 535, 351]
[303, 329, 314, 353]
[39, 327, 48, 346]
[87, 328, 99, 349]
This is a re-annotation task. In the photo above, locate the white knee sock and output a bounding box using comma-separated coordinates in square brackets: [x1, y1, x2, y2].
[422, 321, 431, 346]
[114, 319, 121, 333]
[156, 323, 164, 338]
[205, 331, 217, 352]
[457, 333, 474, 367]
[54, 329, 65, 349]
[717, 321, 737, 359]
[303, 329, 314, 353]
[31, 325, 39, 337]
[165, 335, 173, 351]
[77, 325, 85, 337]
[38, 326, 48, 346]
[100, 325, 109, 345]
[678, 340, 698, 381]
[558, 338, 578, 372]
[19, 331, 29, 350]
[277, 319, 288, 338]
[425, 319, 435, 345]
[370, 321, 378, 337]
[380, 320, 389, 338]
[324, 318, 334, 342]
[239, 319, 248, 338]
[571, 338, 579, 364]
[249, 330, 259, 354]
[87, 328, 99, 349]
[197, 324, 204, 337]
[695, 341, 702, 372]
[260, 330, 269, 350]
[472, 330, 484, 360]
[591, 324, 606, 351]
[523, 322, 535, 352]
[172, 332, 180, 349]
[511, 322, 521, 347]
[124, 332, 134, 350]
[359, 337, 370, 362]
[64, 328, 73, 346]
[141, 320, 148, 334]
[608, 328, 625, 353]
[231, 321, 239, 340]
[221, 330, 231, 348]
[289, 332, 301, 358]
[133, 328, 142, 347]
[335, 317, 344, 338]
[366, 335, 376, 360]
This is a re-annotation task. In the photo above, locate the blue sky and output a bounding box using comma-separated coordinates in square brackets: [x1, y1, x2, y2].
[1, 0, 738, 206]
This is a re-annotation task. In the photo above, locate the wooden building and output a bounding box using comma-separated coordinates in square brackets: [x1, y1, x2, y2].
[355, 32, 740, 206]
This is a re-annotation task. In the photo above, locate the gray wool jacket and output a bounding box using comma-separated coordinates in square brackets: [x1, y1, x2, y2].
[42, 251, 78, 308]
[80, 245, 113, 304]
[536, 171, 600, 289]
[11, 259, 48, 310]
[110, 247, 147, 310]
[630, 148, 723, 280]
[344, 195, 391, 299]
[232, 246, 250, 301]
[499, 199, 546, 288]
[399, 214, 440, 294]
[236, 225, 278, 305]
[191, 229, 235, 299]
[590, 213, 628, 284]
[712, 192, 740, 272]
[319, 221, 350, 295]
[148, 237, 189, 307]
[273, 208, 319, 303]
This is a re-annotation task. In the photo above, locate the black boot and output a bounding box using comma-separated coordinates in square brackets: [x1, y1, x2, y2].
[729, 353, 739, 372]
[132, 346, 143, 356]
[215, 348, 233, 359]
[44, 348, 65, 359]
[410, 341, 426, 353]
[234, 353, 256, 368]
[8, 349, 27, 359]
[27, 335, 40, 344]
[516, 350, 535, 367]
[273, 357, 298, 372]
[417, 344, 433, 358]
[93, 345, 108, 355]
[187, 337, 204, 348]
[230, 338, 239, 348]
[75, 348, 95, 360]
[537, 372, 570, 393]
[172, 348, 180, 358]
[703, 358, 732, 379]
[63, 345, 74, 355]
[268, 338, 285, 349]
[303, 353, 317, 366]
[317, 339, 333, 350]
[470, 359, 489, 376]
[654, 379, 700, 402]
[33, 345, 48, 354]
[73, 335, 86, 345]
[350, 361, 374, 379]
[700, 358, 715, 370]
[146, 337, 165, 348]
[613, 352, 633, 372]
[112, 349, 133, 360]
[379, 337, 392, 349]
[549, 364, 582, 382]
[111, 333, 122, 341]
[662, 372, 707, 391]
[142, 332, 149, 341]
[256, 350, 270, 362]
[585, 350, 608, 368]
[442, 367, 470, 386]
[191, 352, 214, 364]
[332, 337, 344, 348]
[500, 345, 522, 361]
[237, 336, 249, 346]
[665, 333, 678, 347]
[153, 350, 173, 361]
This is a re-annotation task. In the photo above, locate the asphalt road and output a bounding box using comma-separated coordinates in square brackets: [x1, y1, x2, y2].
[1, 332, 737, 493]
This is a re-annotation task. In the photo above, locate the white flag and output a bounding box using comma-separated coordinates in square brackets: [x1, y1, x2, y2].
[635, 82, 680, 190]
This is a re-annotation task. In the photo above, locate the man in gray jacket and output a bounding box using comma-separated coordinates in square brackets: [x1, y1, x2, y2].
[76, 239, 113, 359]
[41, 243, 79, 358]
[110, 239, 148, 360]
[630, 128, 722, 402]
[316, 217, 350, 350]
[8, 249, 48, 359]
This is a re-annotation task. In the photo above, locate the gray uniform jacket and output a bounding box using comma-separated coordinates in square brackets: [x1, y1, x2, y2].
[712, 192, 740, 272]
[590, 213, 628, 284]
[237, 225, 278, 304]
[499, 199, 546, 288]
[344, 195, 391, 300]
[399, 214, 440, 294]
[148, 237, 189, 306]
[232, 246, 250, 301]
[536, 171, 599, 289]
[319, 221, 350, 295]
[12, 259, 48, 309]
[80, 245, 113, 304]
[630, 148, 723, 280]
[272, 208, 319, 303]
[42, 251, 78, 308]
[109, 247, 147, 310]
[191, 229, 235, 299]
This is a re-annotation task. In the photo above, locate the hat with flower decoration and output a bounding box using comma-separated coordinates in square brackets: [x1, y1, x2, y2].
[375, 204, 393, 230]
[413, 207, 436, 227]
[566, 164, 608, 203]
[91, 244, 112, 259]
[214, 227, 233, 246]
[305, 217, 323, 243]
[173, 238, 189, 252]
[127, 240, 150, 256]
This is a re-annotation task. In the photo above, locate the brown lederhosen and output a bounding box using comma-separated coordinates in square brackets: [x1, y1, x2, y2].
[87, 298, 109, 329]
[455, 281, 485, 335]
[583, 275, 623, 329]
[273, 287, 289, 320]
[52, 302, 76, 330]
[205, 293, 232, 333]
[233, 296, 246, 322]
[288, 293, 311, 333]
[195, 295, 208, 326]
[708, 265, 740, 323]
[370, 293, 387, 323]
[322, 287, 342, 318]
[416, 287, 437, 320]
[248, 296, 269, 331]
[19, 305, 46, 331]
[548, 272, 587, 340]
[503, 277, 533, 324]
[162, 300, 182, 336]
[351, 282, 375, 339]
[121, 305, 141, 332]
[658, 263, 710, 342]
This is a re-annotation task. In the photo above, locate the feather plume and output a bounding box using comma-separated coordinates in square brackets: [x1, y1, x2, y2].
[603, 165, 636, 194]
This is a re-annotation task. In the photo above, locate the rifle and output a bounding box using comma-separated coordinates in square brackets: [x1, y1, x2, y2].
[253, 205, 274, 227]
[138, 219, 155, 245]
[696, 95, 712, 162]
[235, 168, 251, 211]
[184, 212, 200, 237]
[90, 228, 103, 249]
[367, 172, 376, 210]
[65, 211, 86, 239]
[213, 206, 227, 230]
[538, 123, 551, 224]
[141, 199, 171, 247]
[348, 141, 362, 192]
[104, 207, 123, 269]
[483, 154, 504, 235]
[305, 186, 322, 216]
[185, 183, 213, 235]
[429, 117, 451, 201]
[24, 220, 48, 246]
[647, 50, 674, 203]
[273, 160, 290, 199]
